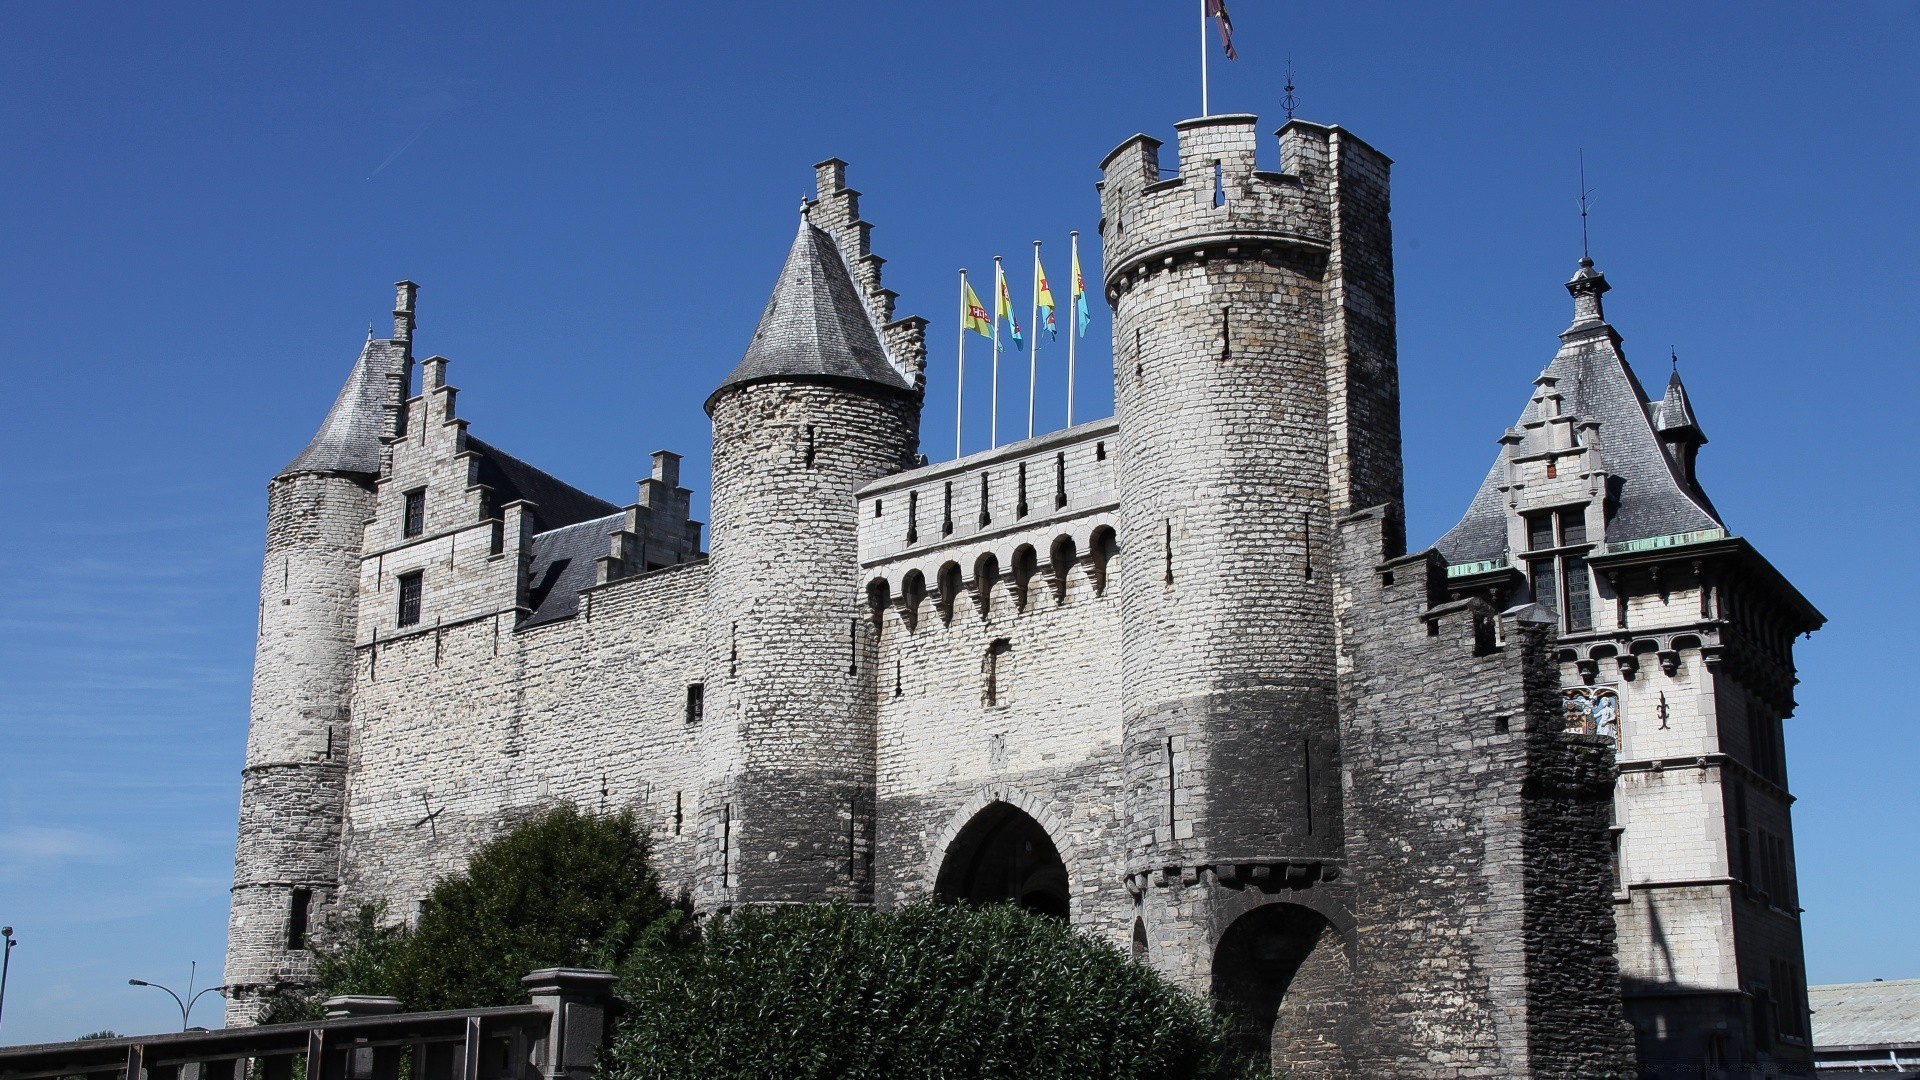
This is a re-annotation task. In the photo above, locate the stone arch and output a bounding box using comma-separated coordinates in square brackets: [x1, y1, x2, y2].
[1010, 544, 1038, 611]
[899, 569, 926, 631]
[936, 560, 963, 625]
[928, 786, 1080, 920]
[1088, 524, 1118, 595]
[933, 799, 1070, 921]
[1211, 901, 1353, 1078]
[1048, 534, 1078, 604]
[865, 577, 890, 631]
[972, 552, 1000, 617]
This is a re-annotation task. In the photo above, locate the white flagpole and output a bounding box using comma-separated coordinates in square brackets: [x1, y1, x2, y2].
[1199, 0, 1210, 117]
[1067, 231, 1080, 427]
[955, 269, 969, 460]
[1029, 241, 1041, 440]
[991, 256, 1003, 448]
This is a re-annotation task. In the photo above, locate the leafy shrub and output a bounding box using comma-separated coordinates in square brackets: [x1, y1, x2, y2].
[604, 902, 1267, 1080]
[258, 804, 683, 1019]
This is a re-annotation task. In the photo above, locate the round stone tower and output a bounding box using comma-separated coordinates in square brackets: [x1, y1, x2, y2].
[700, 182, 922, 908]
[225, 284, 414, 1019]
[1100, 114, 1398, 1000]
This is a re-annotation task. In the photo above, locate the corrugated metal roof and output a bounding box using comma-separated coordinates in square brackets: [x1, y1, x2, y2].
[1812, 979, 1920, 1050]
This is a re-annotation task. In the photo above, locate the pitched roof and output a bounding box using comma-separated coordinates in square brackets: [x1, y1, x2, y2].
[520, 511, 626, 628]
[1812, 979, 1920, 1050]
[709, 215, 908, 408]
[279, 338, 407, 478]
[465, 437, 619, 532]
[1435, 262, 1724, 565]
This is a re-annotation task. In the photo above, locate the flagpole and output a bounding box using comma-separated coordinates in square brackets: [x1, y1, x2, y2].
[991, 256, 1003, 448]
[1199, 0, 1210, 117]
[1067, 232, 1079, 427]
[1029, 241, 1041, 440]
[956, 269, 969, 460]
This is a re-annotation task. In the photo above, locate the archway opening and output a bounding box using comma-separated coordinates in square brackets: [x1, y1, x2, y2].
[934, 803, 1070, 921]
[1211, 903, 1348, 1073]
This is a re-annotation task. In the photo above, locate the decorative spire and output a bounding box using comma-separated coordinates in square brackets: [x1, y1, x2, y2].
[1282, 59, 1297, 120]
[1564, 256, 1611, 332]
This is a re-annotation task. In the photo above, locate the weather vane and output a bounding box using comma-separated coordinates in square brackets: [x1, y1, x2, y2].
[1282, 59, 1297, 120]
[1577, 150, 1596, 261]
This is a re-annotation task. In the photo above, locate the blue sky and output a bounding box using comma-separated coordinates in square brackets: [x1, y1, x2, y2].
[2, 0, 1915, 1044]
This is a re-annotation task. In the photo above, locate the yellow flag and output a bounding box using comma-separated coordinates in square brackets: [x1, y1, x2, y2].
[962, 280, 992, 338]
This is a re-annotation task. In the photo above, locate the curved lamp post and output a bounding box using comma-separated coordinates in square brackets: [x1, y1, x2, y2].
[129, 961, 229, 1031]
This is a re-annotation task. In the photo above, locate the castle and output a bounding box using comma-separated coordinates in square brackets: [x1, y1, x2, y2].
[224, 111, 1822, 1079]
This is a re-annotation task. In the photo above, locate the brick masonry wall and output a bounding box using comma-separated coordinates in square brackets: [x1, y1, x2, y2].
[226, 470, 372, 1020]
[860, 421, 1128, 945]
[701, 378, 920, 907]
[1334, 509, 1634, 1078]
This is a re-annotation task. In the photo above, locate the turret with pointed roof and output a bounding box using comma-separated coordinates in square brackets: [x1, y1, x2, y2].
[699, 162, 922, 909]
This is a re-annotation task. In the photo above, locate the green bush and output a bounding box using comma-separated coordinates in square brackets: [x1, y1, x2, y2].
[604, 902, 1267, 1080]
[258, 804, 683, 1019]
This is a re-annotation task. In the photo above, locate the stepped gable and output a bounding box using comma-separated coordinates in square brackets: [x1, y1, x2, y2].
[1437, 258, 1723, 565]
[521, 511, 628, 628]
[465, 436, 618, 531]
[279, 337, 408, 478]
[709, 211, 910, 408]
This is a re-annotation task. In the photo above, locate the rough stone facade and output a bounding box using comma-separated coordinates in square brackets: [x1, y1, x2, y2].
[224, 108, 1818, 1080]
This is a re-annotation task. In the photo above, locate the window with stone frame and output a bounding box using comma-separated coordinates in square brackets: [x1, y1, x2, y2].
[685, 682, 704, 724]
[403, 488, 426, 538]
[397, 571, 423, 627]
[1524, 507, 1593, 631]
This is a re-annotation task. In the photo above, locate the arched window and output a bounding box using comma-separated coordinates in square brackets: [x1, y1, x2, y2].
[972, 553, 1000, 618]
[865, 578, 890, 631]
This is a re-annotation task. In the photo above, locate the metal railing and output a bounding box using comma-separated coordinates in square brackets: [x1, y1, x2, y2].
[0, 970, 614, 1080]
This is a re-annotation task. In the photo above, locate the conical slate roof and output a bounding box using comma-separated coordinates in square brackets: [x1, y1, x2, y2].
[1435, 262, 1724, 565]
[709, 215, 908, 408]
[1657, 369, 1705, 441]
[279, 337, 405, 478]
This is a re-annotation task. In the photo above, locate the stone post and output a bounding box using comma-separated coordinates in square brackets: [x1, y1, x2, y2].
[521, 968, 618, 1080]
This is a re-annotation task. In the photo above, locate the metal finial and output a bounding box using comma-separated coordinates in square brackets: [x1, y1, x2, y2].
[1577, 150, 1596, 263]
[1282, 59, 1297, 120]
[799, 197, 811, 219]
[1671, 347, 1679, 371]
[366, 323, 375, 342]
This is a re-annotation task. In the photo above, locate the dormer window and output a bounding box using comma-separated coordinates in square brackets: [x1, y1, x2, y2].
[403, 488, 426, 538]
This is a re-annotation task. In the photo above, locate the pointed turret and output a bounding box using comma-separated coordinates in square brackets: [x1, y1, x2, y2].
[279, 281, 417, 477]
[707, 211, 909, 411]
[1655, 364, 1708, 486]
[1563, 255, 1612, 337]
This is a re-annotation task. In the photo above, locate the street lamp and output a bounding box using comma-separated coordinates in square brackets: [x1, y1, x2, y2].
[129, 961, 230, 1031]
[0, 927, 16, 1036]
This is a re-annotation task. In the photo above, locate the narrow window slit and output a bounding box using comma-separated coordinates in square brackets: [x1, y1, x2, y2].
[907, 490, 919, 544]
[1055, 452, 1068, 508]
[1016, 463, 1029, 518]
[804, 424, 817, 467]
[942, 481, 954, 536]
[1163, 519, 1174, 584]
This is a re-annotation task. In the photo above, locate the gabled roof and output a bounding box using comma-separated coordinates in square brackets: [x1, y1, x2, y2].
[465, 437, 619, 532]
[279, 337, 407, 478]
[1436, 261, 1724, 565]
[709, 215, 908, 409]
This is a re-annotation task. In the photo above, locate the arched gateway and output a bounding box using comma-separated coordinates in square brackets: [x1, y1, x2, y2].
[933, 802, 1070, 920]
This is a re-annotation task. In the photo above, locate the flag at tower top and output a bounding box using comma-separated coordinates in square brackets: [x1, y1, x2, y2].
[1207, 0, 1238, 60]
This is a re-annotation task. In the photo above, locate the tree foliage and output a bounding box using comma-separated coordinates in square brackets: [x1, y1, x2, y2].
[604, 902, 1268, 1080]
[259, 805, 682, 1019]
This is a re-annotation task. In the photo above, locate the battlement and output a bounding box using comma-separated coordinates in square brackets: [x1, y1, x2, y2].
[856, 418, 1118, 568]
[1097, 114, 1337, 292]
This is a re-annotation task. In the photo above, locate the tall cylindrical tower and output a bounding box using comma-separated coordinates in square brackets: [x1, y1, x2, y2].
[1101, 115, 1396, 991]
[699, 188, 922, 908]
[225, 285, 414, 1019]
